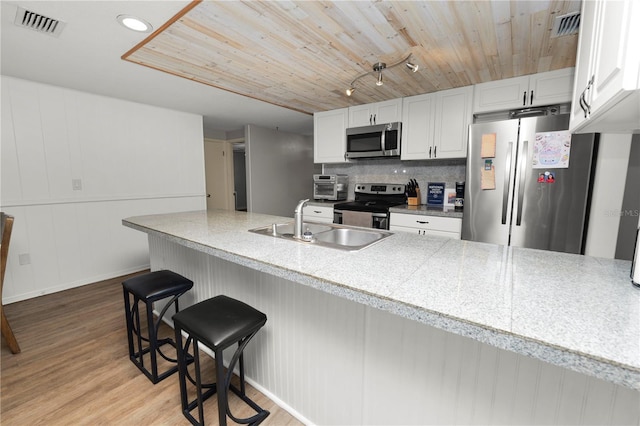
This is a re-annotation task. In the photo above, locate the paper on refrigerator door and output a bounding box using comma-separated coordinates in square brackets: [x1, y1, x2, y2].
[481, 159, 496, 190]
[481, 133, 496, 158]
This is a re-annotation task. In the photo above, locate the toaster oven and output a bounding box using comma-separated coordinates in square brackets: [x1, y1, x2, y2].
[313, 174, 348, 201]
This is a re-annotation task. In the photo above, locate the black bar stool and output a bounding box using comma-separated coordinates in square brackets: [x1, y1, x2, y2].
[173, 295, 269, 426]
[122, 270, 193, 384]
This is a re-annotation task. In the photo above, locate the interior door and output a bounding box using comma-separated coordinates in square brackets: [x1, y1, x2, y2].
[204, 139, 234, 210]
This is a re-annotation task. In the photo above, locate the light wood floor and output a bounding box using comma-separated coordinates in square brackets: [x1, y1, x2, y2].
[1, 271, 303, 425]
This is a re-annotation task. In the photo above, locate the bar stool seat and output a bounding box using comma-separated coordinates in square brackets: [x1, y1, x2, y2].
[122, 270, 193, 384]
[173, 295, 269, 426]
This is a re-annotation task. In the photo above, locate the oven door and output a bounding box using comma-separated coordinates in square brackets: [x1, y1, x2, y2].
[314, 182, 337, 200]
[334, 210, 389, 229]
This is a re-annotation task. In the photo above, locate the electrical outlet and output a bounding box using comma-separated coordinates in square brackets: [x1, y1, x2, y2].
[18, 253, 31, 265]
[72, 179, 82, 190]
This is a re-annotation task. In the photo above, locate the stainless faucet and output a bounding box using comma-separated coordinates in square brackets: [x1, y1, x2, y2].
[294, 199, 309, 240]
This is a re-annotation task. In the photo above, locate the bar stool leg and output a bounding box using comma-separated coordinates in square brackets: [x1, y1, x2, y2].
[175, 325, 190, 418]
[215, 348, 228, 426]
[146, 298, 159, 380]
[123, 288, 135, 360]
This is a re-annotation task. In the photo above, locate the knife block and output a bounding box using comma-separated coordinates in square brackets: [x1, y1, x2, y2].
[407, 188, 421, 206]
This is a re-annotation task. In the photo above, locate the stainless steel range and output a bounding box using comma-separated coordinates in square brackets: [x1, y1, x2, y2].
[333, 183, 406, 229]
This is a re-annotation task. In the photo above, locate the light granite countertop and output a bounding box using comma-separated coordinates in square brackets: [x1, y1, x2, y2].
[123, 209, 640, 390]
[308, 200, 465, 219]
[389, 204, 464, 218]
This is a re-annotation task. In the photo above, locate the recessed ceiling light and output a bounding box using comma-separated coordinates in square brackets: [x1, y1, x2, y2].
[117, 14, 152, 33]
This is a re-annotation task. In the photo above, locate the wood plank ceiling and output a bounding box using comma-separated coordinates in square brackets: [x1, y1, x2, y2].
[123, 0, 581, 115]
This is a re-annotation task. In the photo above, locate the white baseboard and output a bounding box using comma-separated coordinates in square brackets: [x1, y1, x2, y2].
[3, 264, 150, 304]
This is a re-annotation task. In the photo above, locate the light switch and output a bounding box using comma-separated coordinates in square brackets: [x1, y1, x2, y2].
[72, 179, 82, 190]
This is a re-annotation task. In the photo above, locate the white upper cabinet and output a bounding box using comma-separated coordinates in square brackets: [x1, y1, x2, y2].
[473, 68, 574, 114]
[433, 86, 473, 159]
[401, 93, 435, 160]
[314, 108, 348, 163]
[570, 0, 640, 134]
[348, 98, 402, 127]
[401, 86, 472, 160]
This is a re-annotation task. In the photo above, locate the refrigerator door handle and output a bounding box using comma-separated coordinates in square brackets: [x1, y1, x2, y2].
[516, 140, 528, 226]
[502, 142, 513, 225]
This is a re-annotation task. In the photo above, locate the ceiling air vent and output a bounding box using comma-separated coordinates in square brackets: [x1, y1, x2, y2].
[551, 11, 580, 38]
[14, 6, 66, 37]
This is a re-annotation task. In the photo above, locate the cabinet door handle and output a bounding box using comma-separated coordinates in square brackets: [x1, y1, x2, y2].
[586, 75, 594, 115]
[373, 114, 376, 124]
[434, 146, 437, 158]
[523, 91, 527, 106]
[580, 90, 588, 118]
[428, 146, 432, 158]
[530, 90, 534, 105]
[369, 115, 373, 125]
[313, 210, 321, 214]
[416, 220, 429, 224]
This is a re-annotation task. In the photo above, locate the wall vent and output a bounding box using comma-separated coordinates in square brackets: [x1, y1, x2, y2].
[551, 11, 580, 38]
[14, 6, 66, 37]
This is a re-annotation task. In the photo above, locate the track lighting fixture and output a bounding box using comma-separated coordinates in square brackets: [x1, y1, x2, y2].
[374, 62, 385, 86]
[346, 54, 418, 96]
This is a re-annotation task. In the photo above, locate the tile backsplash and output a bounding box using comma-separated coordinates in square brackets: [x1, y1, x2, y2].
[322, 158, 466, 204]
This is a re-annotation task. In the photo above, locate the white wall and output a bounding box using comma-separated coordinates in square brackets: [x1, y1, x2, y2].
[585, 134, 633, 258]
[1, 76, 206, 303]
[245, 124, 315, 217]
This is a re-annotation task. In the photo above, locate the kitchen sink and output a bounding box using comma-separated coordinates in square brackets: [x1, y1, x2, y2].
[249, 221, 393, 251]
[313, 228, 385, 247]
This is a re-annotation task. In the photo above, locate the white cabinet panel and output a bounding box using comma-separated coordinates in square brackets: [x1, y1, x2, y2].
[401, 93, 436, 160]
[390, 212, 461, 238]
[433, 86, 473, 159]
[473, 75, 530, 113]
[528, 68, 575, 107]
[303, 205, 334, 223]
[314, 108, 348, 163]
[570, 0, 640, 133]
[474, 68, 574, 114]
[401, 86, 471, 160]
[348, 98, 402, 127]
[570, 0, 600, 129]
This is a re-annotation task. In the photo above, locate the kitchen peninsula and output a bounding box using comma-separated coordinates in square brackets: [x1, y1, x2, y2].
[123, 209, 639, 425]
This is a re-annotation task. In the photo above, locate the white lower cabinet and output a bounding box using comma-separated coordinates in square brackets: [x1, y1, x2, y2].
[303, 205, 334, 223]
[389, 213, 461, 239]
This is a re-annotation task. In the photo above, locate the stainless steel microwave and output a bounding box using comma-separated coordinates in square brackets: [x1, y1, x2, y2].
[345, 122, 401, 159]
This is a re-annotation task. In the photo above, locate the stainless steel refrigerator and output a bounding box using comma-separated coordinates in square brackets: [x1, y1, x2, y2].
[462, 112, 597, 254]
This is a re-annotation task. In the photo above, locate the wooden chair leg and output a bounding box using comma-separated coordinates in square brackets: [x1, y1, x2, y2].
[1, 308, 21, 354]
